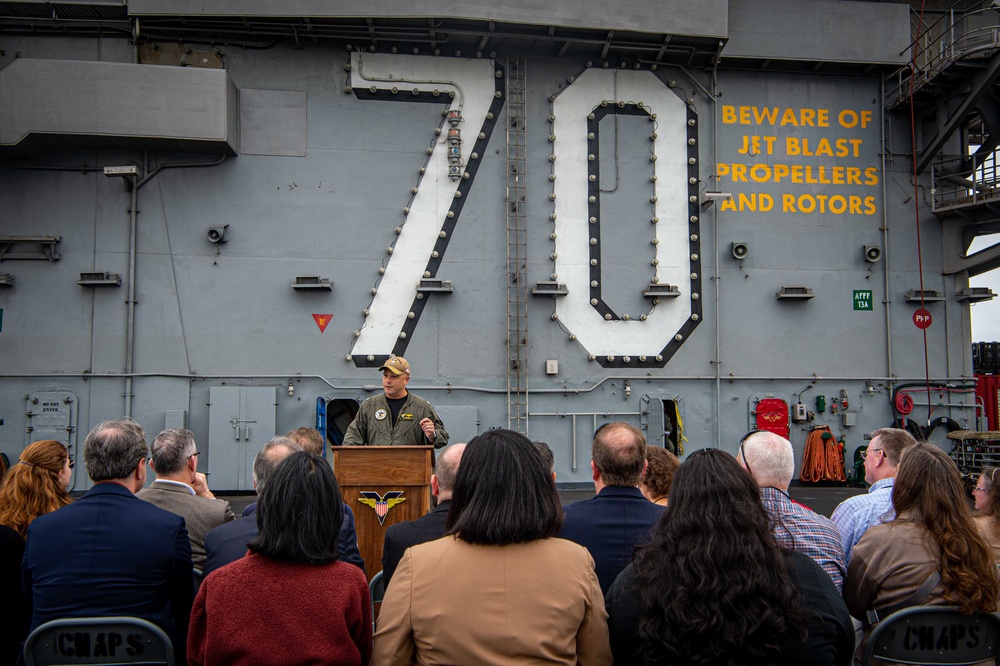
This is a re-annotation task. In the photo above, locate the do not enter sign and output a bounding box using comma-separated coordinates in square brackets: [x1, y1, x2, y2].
[913, 308, 932, 329]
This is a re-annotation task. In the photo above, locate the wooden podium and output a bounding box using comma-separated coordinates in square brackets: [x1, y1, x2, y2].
[331, 445, 433, 581]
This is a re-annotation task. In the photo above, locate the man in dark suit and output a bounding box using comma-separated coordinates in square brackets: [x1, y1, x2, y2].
[558, 422, 665, 594]
[138, 428, 235, 570]
[22, 418, 194, 654]
[203, 436, 364, 576]
[381, 442, 465, 587]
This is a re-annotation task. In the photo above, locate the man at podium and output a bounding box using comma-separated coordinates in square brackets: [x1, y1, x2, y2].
[343, 356, 448, 448]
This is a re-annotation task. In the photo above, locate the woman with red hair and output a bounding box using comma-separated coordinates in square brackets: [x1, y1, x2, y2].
[0, 440, 73, 665]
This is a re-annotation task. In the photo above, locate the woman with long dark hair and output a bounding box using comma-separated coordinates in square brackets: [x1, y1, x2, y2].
[845, 442, 1000, 640]
[372, 429, 611, 665]
[606, 449, 852, 666]
[188, 452, 371, 666]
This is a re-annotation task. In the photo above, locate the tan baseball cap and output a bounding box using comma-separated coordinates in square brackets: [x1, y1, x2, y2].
[379, 356, 410, 376]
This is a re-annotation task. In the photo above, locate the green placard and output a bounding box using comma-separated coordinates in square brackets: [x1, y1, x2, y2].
[853, 290, 873, 311]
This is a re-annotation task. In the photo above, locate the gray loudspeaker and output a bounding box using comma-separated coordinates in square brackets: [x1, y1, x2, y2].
[864, 245, 882, 263]
[207, 225, 229, 243]
[732, 242, 749, 260]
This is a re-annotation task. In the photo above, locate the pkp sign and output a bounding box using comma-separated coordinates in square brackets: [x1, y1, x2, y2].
[913, 308, 932, 330]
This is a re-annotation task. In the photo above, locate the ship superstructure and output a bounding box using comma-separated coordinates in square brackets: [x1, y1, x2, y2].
[0, 0, 996, 487]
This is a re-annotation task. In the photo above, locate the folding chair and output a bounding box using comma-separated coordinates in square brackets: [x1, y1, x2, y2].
[861, 606, 1000, 665]
[23, 616, 174, 666]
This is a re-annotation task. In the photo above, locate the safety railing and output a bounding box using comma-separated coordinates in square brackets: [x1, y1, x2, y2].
[886, 9, 1000, 110]
[931, 151, 1000, 212]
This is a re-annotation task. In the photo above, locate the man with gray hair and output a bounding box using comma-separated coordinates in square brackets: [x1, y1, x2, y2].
[831, 427, 918, 561]
[381, 442, 466, 586]
[737, 430, 846, 590]
[203, 436, 364, 575]
[138, 428, 235, 570]
[22, 418, 194, 655]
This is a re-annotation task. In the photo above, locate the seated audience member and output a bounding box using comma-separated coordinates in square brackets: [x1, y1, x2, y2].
[22, 419, 193, 655]
[559, 422, 665, 594]
[973, 467, 1000, 561]
[241, 428, 363, 566]
[0, 439, 72, 537]
[203, 437, 364, 575]
[189, 452, 371, 666]
[738, 431, 846, 590]
[844, 442, 1000, 651]
[138, 428, 235, 570]
[606, 449, 853, 666]
[831, 427, 917, 561]
[1, 524, 28, 666]
[0, 441, 74, 664]
[286, 426, 325, 456]
[373, 429, 611, 665]
[640, 446, 679, 506]
[381, 442, 465, 587]
[534, 440, 557, 481]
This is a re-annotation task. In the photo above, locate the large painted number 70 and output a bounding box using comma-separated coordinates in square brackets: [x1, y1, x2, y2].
[348, 53, 504, 366]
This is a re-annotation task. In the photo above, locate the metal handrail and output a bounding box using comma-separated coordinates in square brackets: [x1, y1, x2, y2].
[931, 150, 1000, 211]
[886, 12, 1000, 109]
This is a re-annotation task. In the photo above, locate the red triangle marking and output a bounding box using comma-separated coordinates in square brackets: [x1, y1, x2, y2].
[312, 313, 333, 333]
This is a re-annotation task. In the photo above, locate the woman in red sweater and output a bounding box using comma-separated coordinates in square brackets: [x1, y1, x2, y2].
[188, 451, 371, 666]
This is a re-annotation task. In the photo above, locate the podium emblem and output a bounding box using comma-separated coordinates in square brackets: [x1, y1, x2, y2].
[358, 490, 406, 525]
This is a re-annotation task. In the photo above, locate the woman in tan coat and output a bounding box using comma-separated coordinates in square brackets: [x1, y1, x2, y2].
[372, 429, 611, 666]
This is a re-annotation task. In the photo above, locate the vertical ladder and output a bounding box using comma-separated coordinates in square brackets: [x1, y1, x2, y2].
[505, 56, 529, 434]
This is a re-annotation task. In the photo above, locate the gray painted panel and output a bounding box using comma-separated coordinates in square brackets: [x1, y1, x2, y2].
[0, 11, 982, 484]
[434, 405, 478, 444]
[0, 59, 238, 152]
[240, 89, 308, 157]
[207, 386, 276, 491]
[726, 0, 909, 64]
[127, 0, 728, 39]
[208, 387, 244, 490]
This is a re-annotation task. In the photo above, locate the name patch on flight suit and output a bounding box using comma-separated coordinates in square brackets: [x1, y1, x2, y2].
[400, 413, 414, 420]
[375, 409, 387, 421]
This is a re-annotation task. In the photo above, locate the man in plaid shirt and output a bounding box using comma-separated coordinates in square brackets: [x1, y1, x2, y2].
[738, 430, 846, 591]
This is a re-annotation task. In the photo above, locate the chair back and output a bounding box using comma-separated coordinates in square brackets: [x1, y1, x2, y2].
[369, 570, 386, 631]
[862, 606, 1000, 666]
[370, 570, 386, 605]
[23, 616, 174, 666]
[192, 568, 204, 596]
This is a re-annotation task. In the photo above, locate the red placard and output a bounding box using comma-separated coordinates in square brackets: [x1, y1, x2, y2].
[312, 313, 333, 333]
[913, 308, 932, 330]
[755, 397, 790, 438]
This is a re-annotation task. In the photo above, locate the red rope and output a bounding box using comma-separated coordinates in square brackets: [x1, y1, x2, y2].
[908, 0, 932, 423]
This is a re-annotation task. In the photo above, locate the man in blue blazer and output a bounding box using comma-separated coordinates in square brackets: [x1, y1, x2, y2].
[381, 442, 465, 587]
[22, 418, 194, 655]
[203, 436, 364, 576]
[558, 422, 665, 594]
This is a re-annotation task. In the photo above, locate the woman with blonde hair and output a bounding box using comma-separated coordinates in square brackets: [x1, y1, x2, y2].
[972, 467, 1000, 561]
[0, 440, 73, 538]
